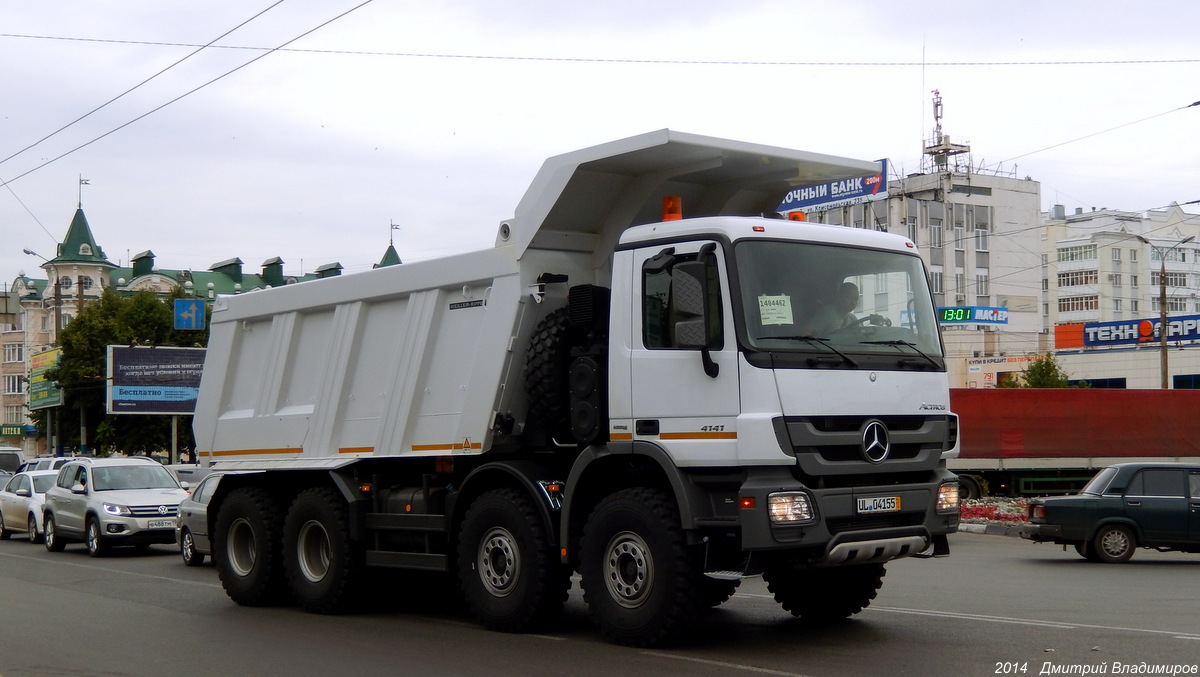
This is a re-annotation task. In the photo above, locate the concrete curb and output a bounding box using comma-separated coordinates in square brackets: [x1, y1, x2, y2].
[959, 522, 1024, 537]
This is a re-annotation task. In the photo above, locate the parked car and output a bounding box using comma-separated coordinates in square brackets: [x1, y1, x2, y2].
[42, 457, 190, 557]
[0, 470, 58, 543]
[175, 472, 225, 566]
[1022, 462, 1200, 563]
[17, 456, 75, 473]
[0, 448, 23, 474]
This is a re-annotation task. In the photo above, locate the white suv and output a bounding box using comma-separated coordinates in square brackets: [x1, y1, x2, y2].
[43, 457, 190, 557]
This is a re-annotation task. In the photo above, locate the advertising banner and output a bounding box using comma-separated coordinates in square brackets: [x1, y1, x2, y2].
[106, 346, 206, 415]
[1080, 314, 1200, 347]
[29, 348, 63, 411]
[776, 159, 888, 213]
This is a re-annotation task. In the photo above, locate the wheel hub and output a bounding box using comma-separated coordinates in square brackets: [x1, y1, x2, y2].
[478, 527, 519, 597]
[603, 531, 653, 608]
[297, 520, 332, 583]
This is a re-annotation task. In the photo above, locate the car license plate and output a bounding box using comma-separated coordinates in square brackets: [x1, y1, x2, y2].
[857, 496, 900, 514]
[147, 519, 174, 529]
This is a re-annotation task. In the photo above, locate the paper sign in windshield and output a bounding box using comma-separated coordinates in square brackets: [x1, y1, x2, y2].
[759, 295, 793, 326]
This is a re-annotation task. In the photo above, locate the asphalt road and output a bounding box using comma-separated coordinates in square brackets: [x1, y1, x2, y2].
[0, 532, 1197, 677]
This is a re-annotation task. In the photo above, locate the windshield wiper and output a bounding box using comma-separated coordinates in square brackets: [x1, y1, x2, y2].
[758, 335, 859, 367]
[861, 339, 941, 369]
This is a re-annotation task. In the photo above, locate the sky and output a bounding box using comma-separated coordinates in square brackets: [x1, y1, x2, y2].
[2, 0, 1198, 284]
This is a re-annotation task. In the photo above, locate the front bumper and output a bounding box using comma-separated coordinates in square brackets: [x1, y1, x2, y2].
[97, 516, 179, 545]
[737, 467, 959, 566]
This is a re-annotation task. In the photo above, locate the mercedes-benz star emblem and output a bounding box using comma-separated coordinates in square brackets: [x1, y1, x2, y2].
[861, 420, 890, 464]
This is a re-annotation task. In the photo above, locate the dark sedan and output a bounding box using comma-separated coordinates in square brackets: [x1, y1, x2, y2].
[1022, 462, 1200, 563]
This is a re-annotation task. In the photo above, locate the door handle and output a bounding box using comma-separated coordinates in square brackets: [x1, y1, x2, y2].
[1126, 501, 1141, 507]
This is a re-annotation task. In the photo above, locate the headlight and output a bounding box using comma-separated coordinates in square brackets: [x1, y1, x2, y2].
[102, 503, 132, 516]
[937, 483, 960, 514]
[767, 492, 816, 525]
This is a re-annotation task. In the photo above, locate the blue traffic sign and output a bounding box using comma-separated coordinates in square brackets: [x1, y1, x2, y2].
[174, 299, 206, 330]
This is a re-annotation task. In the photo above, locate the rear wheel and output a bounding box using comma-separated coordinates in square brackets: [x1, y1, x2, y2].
[763, 562, 886, 621]
[1092, 524, 1136, 563]
[283, 487, 362, 614]
[43, 515, 64, 552]
[579, 488, 701, 647]
[214, 487, 289, 606]
[457, 488, 567, 632]
[86, 517, 110, 557]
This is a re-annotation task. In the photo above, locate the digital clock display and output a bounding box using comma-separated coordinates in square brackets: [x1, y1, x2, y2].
[940, 307, 971, 322]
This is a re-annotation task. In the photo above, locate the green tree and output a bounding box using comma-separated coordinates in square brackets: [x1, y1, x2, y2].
[42, 287, 210, 456]
[1000, 353, 1089, 388]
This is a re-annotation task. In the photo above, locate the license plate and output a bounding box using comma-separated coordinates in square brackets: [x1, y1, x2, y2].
[857, 496, 901, 514]
[147, 519, 175, 529]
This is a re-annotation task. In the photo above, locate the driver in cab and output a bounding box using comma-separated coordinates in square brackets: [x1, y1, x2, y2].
[806, 282, 885, 336]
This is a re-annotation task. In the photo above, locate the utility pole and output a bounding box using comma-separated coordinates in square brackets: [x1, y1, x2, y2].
[1137, 235, 1195, 389]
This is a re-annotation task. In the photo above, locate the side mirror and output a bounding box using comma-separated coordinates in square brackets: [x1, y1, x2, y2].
[72, 483, 87, 495]
[15, 488, 30, 498]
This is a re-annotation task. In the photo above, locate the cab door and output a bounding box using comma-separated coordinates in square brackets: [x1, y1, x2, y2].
[627, 241, 740, 466]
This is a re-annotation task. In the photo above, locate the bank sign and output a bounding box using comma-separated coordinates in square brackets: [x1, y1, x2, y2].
[1082, 314, 1200, 347]
[777, 160, 887, 213]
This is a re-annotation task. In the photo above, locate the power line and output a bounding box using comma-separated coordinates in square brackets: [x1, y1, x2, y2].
[0, 0, 375, 191]
[3, 33, 1200, 67]
[0, 1, 287, 168]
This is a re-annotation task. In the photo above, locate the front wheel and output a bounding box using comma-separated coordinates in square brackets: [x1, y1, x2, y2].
[283, 487, 362, 614]
[0, 515, 10, 540]
[1092, 524, 1136, 563]
[181, 528, 205, 567]
[579, 488, 701, 647]
[28, 514, 42, 544]
[43, 515, 64, 552]
[763, 562, 886, 621]
[86, 518, 110, 557]
[214, 487, 289, 606]
[457, 488, 567, 632]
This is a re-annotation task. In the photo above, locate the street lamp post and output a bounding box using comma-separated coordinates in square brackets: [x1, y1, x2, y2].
[1136, 235, 1195, 389]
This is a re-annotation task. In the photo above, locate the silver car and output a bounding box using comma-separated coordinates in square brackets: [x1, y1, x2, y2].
[176, 472, 224, 566]
[0, 470, 58, 543]
[43, 457, 190, 557]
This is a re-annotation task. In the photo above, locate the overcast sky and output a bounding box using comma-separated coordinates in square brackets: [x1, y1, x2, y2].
[3, 1, 1198, 285]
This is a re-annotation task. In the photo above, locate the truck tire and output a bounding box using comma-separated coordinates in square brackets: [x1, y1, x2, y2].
[457, 488, 567, 632]
[579, 487, 701, 647]
[1092, 524, 1136, 563]
[763, 562, 886, 621]
[214, 487, 290, 606]
[957, 474, 983, 500]
[524, 307, 574, 442]
[700, 578, 740, 608]
[283, 487, 363, 614]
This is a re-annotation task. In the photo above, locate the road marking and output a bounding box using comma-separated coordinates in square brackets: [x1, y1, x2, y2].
[869, 606, 1200, 640]
[0, 549, 224, 589]
[640, 651, 814, 677]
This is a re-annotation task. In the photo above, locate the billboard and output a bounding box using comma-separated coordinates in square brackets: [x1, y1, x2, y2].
[106, 346, 206, 415]
[1060, 314, 1200, 348]
[776, 159, 888, 213]
[29, 348, 63, 411]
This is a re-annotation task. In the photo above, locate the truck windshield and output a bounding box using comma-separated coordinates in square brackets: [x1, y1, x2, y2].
[735, 240, 943, 363]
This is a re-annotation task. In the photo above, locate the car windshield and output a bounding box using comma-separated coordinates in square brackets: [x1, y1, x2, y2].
[32, 475, 56, 493]
[735, 240, 943, 361]
[91, 465, 179, 491]
[1079, 466, 1119, 495]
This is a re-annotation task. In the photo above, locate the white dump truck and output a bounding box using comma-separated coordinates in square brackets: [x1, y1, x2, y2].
[193, 129, 960, 646]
